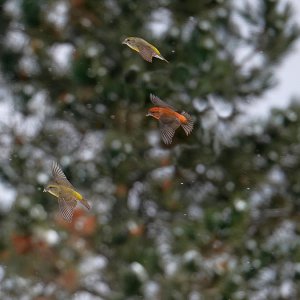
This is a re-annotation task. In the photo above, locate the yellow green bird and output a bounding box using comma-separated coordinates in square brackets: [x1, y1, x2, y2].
[122, 37, 169, 63]
[44, 162, 90, 222]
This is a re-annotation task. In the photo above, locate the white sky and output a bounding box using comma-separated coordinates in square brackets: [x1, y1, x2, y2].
[246, 0, 300, 118]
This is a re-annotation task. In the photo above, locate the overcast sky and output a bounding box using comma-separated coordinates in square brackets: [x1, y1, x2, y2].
[246, 0, 300, 118]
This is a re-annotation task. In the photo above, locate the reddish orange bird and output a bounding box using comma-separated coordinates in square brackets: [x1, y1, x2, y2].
[146, 94, 194, 144]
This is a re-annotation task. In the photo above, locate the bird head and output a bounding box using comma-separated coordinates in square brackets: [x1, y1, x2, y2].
[122, 37, 139, 51]
[122, 37, 133, 45]
[44, 184, 59, 197]
[146, 107, 161, 119]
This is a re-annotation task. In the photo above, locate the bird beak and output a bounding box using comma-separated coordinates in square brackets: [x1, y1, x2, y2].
[146, 113, 151, 117]
[122, 40, 127, 45]
[43, 188, 46, 192]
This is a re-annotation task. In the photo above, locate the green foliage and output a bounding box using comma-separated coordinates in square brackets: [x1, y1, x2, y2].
[0, 0, 300, 299]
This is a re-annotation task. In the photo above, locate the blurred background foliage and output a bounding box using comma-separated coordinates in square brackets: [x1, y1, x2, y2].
[0, 0, 300, 299]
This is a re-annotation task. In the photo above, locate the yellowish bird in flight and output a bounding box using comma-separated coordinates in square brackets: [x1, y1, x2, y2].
[122, 37, 169, 63]
[44, 162, 90, 222]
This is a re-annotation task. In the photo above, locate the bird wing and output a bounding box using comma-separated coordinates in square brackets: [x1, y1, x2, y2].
[52, 161, 74, 188]
[147, 42, 162, 56]
[159, 116, 180, 145]
[137, 44, 154, 62]
[142, 39, 168, 63]
[149, 94, 176, 110]
[180, 111, 194, 136]
[58, 193, 77, 223]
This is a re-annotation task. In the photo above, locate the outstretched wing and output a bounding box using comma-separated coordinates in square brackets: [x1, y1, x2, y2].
[58, 194, 77, 223]
[149, 94, 176, 110]
[52, 161, 74, 188]
[159, 116, 180, 145]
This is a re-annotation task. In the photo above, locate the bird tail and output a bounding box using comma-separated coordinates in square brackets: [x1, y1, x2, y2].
[181, 112, 194, 136]
[159, 55, 169, 63]
[154, 53, 169, 63]
[80, 198, 91, 210]
[160, 56, 169, 63]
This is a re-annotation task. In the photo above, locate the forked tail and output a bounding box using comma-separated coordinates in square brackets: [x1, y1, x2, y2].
[181, 112, 194, 136]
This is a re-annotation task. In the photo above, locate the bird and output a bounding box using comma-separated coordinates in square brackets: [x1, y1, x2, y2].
[44, 162, 90, 222]
[146, 94, 194, 144]
[122, 37, 169, 63]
